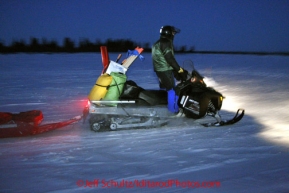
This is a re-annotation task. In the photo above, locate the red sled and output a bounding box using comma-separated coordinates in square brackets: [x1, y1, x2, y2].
[0, 110, 81, 138]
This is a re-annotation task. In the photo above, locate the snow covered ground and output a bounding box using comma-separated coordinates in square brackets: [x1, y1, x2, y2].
[0, 53, 289, 193]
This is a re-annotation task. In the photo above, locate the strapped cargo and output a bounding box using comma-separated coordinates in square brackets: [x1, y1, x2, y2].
[88, 73, 113, 101]
[88, 46, 144, 106]
[103, 72, 127, 106]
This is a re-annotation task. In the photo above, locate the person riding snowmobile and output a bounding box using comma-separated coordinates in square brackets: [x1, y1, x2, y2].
[152, 25, 188, 113]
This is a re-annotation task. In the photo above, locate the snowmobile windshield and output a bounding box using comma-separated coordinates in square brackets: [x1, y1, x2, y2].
[182, 60, 195, 74]
[182, 60, 205, 81]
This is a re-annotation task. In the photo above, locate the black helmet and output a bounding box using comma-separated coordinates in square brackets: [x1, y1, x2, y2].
[160, 25, 180, 36]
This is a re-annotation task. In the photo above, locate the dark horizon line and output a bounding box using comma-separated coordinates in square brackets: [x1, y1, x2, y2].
[0, 37, 288, 56]
[1, 50, 288, 56]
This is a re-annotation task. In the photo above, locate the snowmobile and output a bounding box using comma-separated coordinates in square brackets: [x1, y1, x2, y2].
[85, 58, 244, 131]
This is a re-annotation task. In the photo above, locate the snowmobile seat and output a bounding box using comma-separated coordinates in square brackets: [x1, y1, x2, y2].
[120, 80, 167, 106]
[138, 90, 167, 106]
[120, 80, 144, 99]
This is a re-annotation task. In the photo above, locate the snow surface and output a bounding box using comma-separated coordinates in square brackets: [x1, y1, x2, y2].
[0, 53, 289, 193]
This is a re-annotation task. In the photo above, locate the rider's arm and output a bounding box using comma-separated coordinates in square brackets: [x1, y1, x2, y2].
[160, 39, 181, 71]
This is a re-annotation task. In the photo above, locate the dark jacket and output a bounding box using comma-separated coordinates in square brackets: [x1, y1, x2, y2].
[152, 35, 180, 72]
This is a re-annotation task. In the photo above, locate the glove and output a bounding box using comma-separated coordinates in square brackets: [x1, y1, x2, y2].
[178, 68, 188, 82]
[178, 68, 184, 73]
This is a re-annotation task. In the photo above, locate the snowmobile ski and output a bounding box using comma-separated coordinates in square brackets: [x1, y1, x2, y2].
[201, 109, 245, 127]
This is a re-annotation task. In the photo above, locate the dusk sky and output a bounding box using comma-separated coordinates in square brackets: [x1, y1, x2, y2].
[0, 0, 288, 52]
